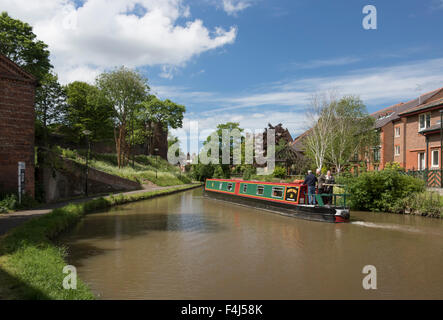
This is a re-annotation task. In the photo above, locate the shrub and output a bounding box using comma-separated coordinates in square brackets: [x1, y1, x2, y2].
[273, 166, 287, 179]
[213, 165, 225, 179]
[344, 169, 425, 212]
[399, 192, 443, 218]
[242, 165, 256, 180]
[0, 194, 18, 213]
[191, 163, 215, 182]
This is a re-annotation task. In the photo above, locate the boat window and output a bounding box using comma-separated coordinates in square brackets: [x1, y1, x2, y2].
[243, 184, 248, 193]
[227, 183, 234, 191]
[257, 186, 264, 195]
[272, 187, 284, 198]
[219, 183, 223, 190]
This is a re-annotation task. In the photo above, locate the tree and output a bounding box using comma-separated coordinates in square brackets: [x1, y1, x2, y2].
[304, 93, 337, 170]
[0, 12, 52, 82]
[138, 96, 186, 157]
[327, 96, 376, 175]
[64, 81, 114, 143]
[96, 67, 149, 167]
[35, 73, 67, 146]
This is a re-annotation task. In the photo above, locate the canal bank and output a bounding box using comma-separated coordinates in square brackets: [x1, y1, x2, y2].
[0, 183, 202, 300]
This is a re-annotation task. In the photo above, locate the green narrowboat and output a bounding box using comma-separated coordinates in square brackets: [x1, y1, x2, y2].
[204, 179, 350, 223]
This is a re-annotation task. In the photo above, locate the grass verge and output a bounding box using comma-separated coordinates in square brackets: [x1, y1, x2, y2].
[0, 183, 201, 300]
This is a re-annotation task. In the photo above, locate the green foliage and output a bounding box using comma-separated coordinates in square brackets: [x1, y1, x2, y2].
[213, 166, 225, 179]
[0, 194, 17, 213]
[242, 165, 256, 180]
[96, 67, 150, 167]
[64, 81, 114, 143]
[397, 192, 443, 218]
[0, 12, 52, 82]
[342, 169, 425, 212]
[35, 73, 67, 131]
[0, 184, 199, 299]
[384, 162, 405, 172]
[191, 163, 215, 182]
[273, 166, 287, 179]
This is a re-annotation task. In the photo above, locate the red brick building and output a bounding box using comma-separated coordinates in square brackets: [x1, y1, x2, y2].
[0, 54, 37, 197]
[366, 87, 443, 172]
[399, 94, 443, 171]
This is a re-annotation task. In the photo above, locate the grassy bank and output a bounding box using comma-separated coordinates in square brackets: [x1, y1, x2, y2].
[56, 147, 192, 186]
[0, 184, 201, 300]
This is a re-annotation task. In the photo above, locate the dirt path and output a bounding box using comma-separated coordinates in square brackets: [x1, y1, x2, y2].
[0, 184, 191, 237]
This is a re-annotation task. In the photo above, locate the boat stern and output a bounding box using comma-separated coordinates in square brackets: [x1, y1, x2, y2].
[334, 209, 350, 223]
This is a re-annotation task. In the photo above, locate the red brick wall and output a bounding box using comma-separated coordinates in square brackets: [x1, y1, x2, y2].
[404, 108, 442, 170]
[0, 77, 36, 197]
[380, 122, 394, 169]
[393, 119, 407, 167]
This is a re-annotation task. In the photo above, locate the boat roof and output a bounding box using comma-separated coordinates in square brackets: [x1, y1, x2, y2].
[206, 178, 305, 187]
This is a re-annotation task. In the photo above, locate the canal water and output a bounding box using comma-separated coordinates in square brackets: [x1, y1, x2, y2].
[60, 188, 443, 299]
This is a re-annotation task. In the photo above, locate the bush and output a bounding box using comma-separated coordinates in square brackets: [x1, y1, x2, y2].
[273, 166, 287, 179]
[213, 165, 225, 179]
[242, 165, 256, 180]
[343, 169, 425, 212]
[399, 192, 443, 218]
[191, 163, 215, 182]
[0, 194, 17, 213]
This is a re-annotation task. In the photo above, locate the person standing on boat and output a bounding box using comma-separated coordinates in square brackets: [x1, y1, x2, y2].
[303, 170, 318, 205]
[317, 169, 326, 202]
[324, 171, 335, 204]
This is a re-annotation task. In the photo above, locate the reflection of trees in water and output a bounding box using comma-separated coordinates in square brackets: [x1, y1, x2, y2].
[67, 213, 224, 241]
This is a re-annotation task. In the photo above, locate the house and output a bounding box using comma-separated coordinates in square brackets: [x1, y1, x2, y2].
[366, 87, 443, 172]
[398, 93, 443, 171]
[0, 54, 37, 198]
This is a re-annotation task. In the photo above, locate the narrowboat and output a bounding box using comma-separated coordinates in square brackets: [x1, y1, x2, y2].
[204, 179, 350, 223]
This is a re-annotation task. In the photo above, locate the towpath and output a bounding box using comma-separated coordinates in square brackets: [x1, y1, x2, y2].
[0, 184, 194, 236]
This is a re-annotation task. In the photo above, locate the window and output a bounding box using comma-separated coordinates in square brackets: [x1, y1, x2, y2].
[432, 150, 439, 168]
[373, 148, 380, 162]
[395, 127, 400, 137]
[418, 152, 425, 170]
[227, 183, 233, 191]
[243, 184, 248, 193]
[395, 145, 400, 156]
[419, 113, 431, 131]
[257, 186, 264, 195]
[219, 183, 223, 190]
[272, 187, 284, 198]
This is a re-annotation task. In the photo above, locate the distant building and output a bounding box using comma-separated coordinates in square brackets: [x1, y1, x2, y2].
[0, 54, 37, 197]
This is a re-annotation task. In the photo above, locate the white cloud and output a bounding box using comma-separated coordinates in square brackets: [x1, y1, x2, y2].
[222, 0, 253, 15]
[292, 56, 361, 69]
[2, 0, 237, 83]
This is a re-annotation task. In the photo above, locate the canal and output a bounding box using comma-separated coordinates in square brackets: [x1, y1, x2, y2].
[60, 188, 443, 299]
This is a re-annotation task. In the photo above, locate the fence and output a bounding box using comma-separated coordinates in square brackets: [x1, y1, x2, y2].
[405, 169, 442, 188]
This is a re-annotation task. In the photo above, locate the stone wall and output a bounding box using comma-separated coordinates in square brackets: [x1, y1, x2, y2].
[41, 158, 141, 203]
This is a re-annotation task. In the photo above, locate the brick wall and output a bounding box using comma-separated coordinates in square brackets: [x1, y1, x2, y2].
[404, 108, 442, 170]
[0, 57, 36, 197]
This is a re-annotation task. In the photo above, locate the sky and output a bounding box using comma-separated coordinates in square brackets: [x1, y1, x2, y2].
[2, 0, 443, 150]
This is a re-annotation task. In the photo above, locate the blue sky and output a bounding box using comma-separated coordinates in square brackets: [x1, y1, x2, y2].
[3, 0, 443, 143]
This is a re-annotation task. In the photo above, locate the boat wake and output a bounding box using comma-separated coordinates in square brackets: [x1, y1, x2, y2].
[351, 221, 423, 234]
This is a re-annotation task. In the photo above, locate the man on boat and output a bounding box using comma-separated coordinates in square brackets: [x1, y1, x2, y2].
[324, 170, 335, 205]
[303, 170, 318, 205]
[317, 169, 326, 201]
